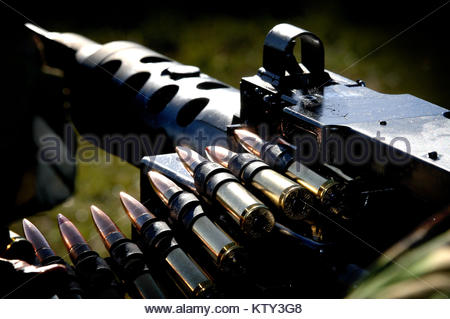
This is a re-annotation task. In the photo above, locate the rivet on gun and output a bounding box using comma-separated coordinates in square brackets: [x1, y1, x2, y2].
[379, 120, 387, 126]
[301, 94, 322, 109]
[254, 87, 264, 95]
[428, 151, 438, 160]
[166, 65, 200, 80]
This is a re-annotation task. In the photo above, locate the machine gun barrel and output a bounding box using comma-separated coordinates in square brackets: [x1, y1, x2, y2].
[26, 23, 239, 162]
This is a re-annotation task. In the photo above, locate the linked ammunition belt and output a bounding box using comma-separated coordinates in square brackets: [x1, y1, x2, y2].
[3, 135, 376, 298]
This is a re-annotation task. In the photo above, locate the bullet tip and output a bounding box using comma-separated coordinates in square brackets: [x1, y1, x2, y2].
[90, 205, 100, 214]
[233, 129, 264, 156]
[57, 213, 69, 225]
[233, 129, 251, 140]
[148, 170, 183, 205]
[22, 218, 37, 242]
[118, 191, 132, 203]
[90, 205, 104, 225]
[21, 218, 54, 259]
[22, 218, 32, 229]
[119, 191, 148, 216]
[205, 145, 236, 168]
[91, 205, 121, 232]
[147, 170, 160, 182]
[91, 205, 125, 249]
[119, 191, 157, 230]
[175, 146, 189, 160]
[175, 146, 206, 175]
[57, 213, 89, 254]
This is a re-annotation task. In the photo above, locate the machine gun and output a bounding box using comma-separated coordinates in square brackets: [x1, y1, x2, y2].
[1, 22, 448, 298]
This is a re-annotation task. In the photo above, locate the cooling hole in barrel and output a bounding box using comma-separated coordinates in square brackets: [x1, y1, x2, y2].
[100, 60, 122, 76]
[176, 98, 209, 127]
[140, 56, 170, 63]
[196, 81, 228, 90]
[122, 72, 151, 93]
[146, 85, 179, 114]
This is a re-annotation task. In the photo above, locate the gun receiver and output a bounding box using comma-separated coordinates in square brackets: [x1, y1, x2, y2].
[240, 24, 449, 206]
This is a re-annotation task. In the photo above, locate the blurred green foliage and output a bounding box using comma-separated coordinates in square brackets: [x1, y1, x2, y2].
[348, 229, 450, 298]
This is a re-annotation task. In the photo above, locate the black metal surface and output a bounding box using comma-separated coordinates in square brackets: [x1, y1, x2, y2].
[141, 154, 197, 193]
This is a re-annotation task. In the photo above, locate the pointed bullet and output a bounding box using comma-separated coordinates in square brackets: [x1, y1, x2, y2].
[57, 214, 87, 248]
[119, 191, 157, 232]
[90, 205, 125, 250]
[234, 129, 265, 157]
[175, 146, 206, 175]
[57, 214, 92, 263]
[22, 218, 56, 263]
[205, 145, 236, 168]
[147, 171, 184, 205]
